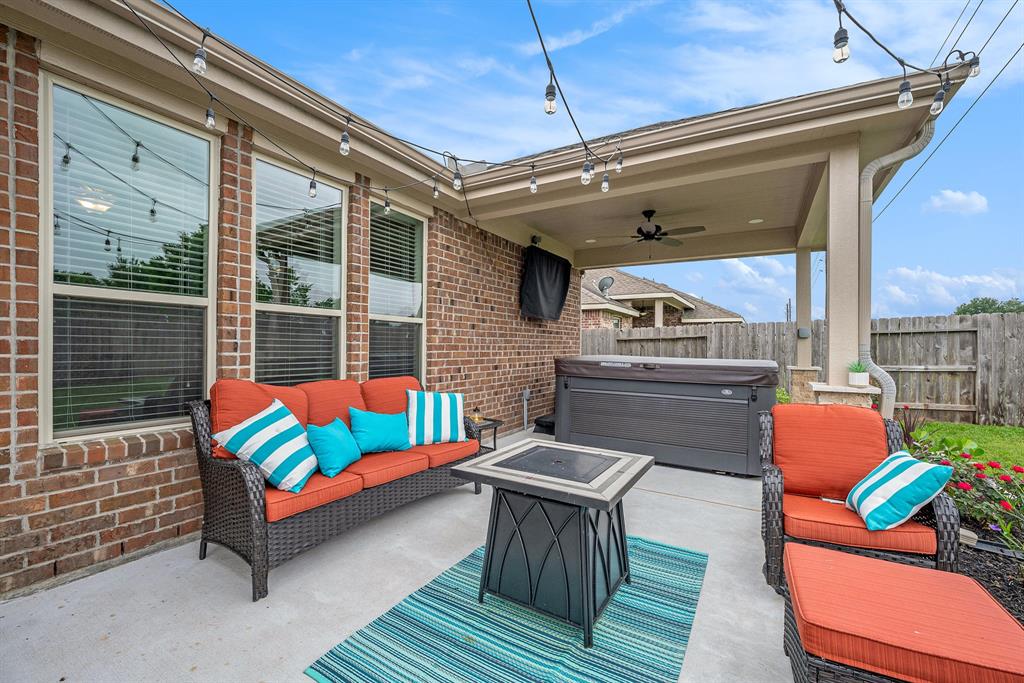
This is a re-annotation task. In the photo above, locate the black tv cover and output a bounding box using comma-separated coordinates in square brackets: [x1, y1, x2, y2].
[520, 245, 570, 320]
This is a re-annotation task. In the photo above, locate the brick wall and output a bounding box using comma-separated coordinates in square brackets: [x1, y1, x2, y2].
[425, 209, 580, 433]
[0, 26, 581, 596]
[581, 309, 631, 330]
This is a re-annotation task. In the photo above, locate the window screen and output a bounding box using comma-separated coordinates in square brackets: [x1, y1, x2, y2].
[50, 85, 210, 435]
[52, 296, 205, 433]
[255, 310, 338, 385]
[369, 319, 420, 379]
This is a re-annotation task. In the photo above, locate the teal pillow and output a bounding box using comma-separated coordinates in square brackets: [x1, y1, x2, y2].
[306, 418, 362, 477]
[846, 451, 953, 531]
[349, 407, 412, 454]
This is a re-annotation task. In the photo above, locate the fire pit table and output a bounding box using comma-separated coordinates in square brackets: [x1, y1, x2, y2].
[452, 438, 653, 647]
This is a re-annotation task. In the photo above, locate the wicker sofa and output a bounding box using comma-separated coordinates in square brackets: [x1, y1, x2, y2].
[187, 376, 482, 601]
[760, 403, 960, 594]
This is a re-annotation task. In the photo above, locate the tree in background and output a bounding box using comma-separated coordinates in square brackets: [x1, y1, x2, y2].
[954, 297, 1024, 315]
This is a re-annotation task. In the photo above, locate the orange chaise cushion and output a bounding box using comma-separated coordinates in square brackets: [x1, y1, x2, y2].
[410, 440, 479, 468]
[783, 494, 936, 555]
[772, 403, 888, 500]
[209, 379, 310, 459]
[344, 451, 427, 488]
[784, 543, 1024, 683]
[297, 379, 366, 427]
[360, 376, 422, 414]
[265, 471, 363, 522]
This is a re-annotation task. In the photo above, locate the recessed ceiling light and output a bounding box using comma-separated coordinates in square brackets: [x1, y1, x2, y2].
[585, 238, 597, 244]
[748, 218, 764, 224]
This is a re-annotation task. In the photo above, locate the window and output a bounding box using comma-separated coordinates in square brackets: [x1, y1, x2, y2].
[369, 202, 424, 379]
[253, 159, 344, 385]
[49, 84, 211, 435]
[611, 316, 622, 329]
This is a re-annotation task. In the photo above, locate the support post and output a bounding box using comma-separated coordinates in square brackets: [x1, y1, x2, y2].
[825, 142, 860, 386]
[654, 299, 664, 328]
[795, 247, 812, 367]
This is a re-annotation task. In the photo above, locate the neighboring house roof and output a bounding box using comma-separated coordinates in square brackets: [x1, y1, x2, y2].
[582, 268, 745, 322]
[580, 280, 640, 317]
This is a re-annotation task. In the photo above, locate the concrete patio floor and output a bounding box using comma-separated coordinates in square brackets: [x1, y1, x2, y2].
[0, 432, 789, 682]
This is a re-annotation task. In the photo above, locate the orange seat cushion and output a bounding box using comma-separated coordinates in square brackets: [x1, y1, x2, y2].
[410, 440, 479, 468]
[772, 404, 888, 500]
[264, 471, 363, 522]
[209, 379, 310, 459]
[344, 451, 427, 488]
[783, 494, 936, 555]
[360, 376, 422, 414]
[298, 379, 366, 427]
[784, 543, 1024, 683]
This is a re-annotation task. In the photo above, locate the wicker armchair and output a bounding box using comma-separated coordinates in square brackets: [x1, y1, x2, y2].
[188, 400, 482, 601]
[760, 407, 959, 594]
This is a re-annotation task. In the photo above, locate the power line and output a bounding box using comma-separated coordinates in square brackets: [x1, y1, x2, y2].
[930, 0, 972, 67]
[875, 39, 1023, 220]
[979, 0, 1019, 55]
[950, 0, 985, 55]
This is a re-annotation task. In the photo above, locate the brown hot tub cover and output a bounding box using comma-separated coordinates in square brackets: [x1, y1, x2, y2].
[555, 355, 779, 386]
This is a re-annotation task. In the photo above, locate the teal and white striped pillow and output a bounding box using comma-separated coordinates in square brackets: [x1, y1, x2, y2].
[845, 451, 953, 531]
[212, 399, 317, 493]
[406, 390, 466, 446]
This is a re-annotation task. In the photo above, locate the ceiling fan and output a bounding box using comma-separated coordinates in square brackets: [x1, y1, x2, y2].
[587, 210, 705, 247]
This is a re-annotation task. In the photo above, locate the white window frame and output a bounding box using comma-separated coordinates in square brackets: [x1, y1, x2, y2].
[38, 73, 219, 444]
[367, 196, 428, 382]
[251, 154, 348, 382]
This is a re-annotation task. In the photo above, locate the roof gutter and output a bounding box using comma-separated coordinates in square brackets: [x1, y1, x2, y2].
[858, 118, 935, 419]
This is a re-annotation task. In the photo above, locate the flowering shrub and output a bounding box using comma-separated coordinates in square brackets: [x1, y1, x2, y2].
[909, 428, 1024, 555]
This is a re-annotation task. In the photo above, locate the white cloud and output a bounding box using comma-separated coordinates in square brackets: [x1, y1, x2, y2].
[516, 1, 660, 56]
[742, 302, 759, 314]
[752, 256, 795, 277]
[924, 189, 989, 215]
[686, 272, 704, 283]
[719, 258, 791, 298]
[875, 266, 1022, 315]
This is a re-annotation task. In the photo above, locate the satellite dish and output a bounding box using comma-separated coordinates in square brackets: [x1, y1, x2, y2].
[597, 276, 614, 294]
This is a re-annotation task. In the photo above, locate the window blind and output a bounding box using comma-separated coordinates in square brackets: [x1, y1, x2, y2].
[52, 296, 205, 433]
[51, 85, 209, 297]
[254, 160, 343, 309]
[369, 319, 420, 379]
[255, 310, 338, 385]
[369, 204, 422, 318]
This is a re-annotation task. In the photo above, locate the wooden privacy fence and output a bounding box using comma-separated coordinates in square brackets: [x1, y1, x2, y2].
[580, 313, 1023, 426]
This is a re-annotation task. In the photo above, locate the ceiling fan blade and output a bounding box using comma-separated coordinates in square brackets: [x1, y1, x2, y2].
[659, 237, 683, 246]
[662, 225, 706, 236]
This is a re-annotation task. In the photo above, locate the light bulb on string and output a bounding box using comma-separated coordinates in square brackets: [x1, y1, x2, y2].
[205, 102, 216, 130]
[580, 158, 592, 186]
[116, 238, 122, 256]
[968, 54, 980, 78]
[601, 169, 610, 193]
[149, 200, 157, 223]
[930, 77, 950, 116]
[544, 78, 557, 115]
[529, 165, 538, 194]
[131, 142, 141, 170]
[53, 213, 61, 235]
[104, 232, 112, 252]
[384, 190, 392, 215]
[339, 117, 351, 155]
[832, 8, 849, 64]
[897, 79, 913, 110]
[192, 33, 208, 75]
[432, 178, 440, 200]
[615, 148, 623, 174]
[308, 171, 318, 198]
[453, 170, 463, 192]
[61, 144, 71, 171]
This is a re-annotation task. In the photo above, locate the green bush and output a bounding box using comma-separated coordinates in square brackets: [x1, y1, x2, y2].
[775, 387, 791, 404]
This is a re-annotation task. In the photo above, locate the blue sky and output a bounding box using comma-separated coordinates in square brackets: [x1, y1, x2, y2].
[175, 0, 1023, 322]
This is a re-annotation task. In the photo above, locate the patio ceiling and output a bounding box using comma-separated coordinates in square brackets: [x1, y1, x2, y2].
[464, 71, 967, 269]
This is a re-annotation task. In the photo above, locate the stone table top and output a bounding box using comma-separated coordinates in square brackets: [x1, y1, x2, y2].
[452, 439, 654, 511]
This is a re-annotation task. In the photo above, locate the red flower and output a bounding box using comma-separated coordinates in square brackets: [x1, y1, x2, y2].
[956, 482, 973, 491]
[940, 459, 952, 466]
[988, 461, 1002, 469]
[1013, 465, 1024, 473]
[973, 462, 987, 470]
[1001, 500, 1013, 511]
[903, 404, 909, 410]
[999, 474, 1013, 482]
[975, 472, 988, 479]
[960, 453, 972, 459]
[871, 403, 878, 410]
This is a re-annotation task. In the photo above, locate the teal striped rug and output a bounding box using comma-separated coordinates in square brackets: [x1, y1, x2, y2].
[306, 537, 707, 683]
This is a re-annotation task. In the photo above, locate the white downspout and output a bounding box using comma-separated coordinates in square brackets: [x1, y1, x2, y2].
[858, 120, 935, 419]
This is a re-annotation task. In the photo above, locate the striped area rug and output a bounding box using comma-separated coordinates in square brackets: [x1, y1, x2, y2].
[306, 537, 707, 683]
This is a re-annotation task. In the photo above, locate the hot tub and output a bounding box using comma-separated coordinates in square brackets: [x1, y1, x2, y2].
[554, 355, 779, 476]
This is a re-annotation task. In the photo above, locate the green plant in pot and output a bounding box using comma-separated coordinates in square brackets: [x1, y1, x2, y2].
[847, 360, 869, 387]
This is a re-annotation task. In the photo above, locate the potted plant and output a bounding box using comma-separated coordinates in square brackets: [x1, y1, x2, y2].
[847, 360, 869, 386]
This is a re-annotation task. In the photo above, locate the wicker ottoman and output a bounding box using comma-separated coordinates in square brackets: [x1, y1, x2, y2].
[783, 543, 1024, 683]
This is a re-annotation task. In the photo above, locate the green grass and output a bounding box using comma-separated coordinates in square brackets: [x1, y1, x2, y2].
[921, 421, 1024, 467]
[53, 376, 175, 430]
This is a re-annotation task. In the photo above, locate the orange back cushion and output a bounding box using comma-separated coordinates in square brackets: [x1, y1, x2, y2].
[360, 376, 423, 414]
[209, 379, 310, 459]
[772, 403, 888, 500]
[297, 379, 366, 427]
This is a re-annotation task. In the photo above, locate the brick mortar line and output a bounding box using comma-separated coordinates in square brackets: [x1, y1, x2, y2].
[4, 28, 19, 481]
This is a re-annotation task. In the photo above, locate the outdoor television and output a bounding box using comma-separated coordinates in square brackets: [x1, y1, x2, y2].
[519, 245, 570, 320]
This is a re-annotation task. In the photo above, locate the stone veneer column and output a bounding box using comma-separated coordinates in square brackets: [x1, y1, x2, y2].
[345, 174, 371, 381]
[216, 120, 254, 379]
[787, 366, 821, 404]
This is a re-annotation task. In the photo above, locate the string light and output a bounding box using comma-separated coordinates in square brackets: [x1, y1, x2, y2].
[192, 32, 208, 75]
[131, 141, 141, 170]
[544, 77, 557, 115]
[61, 143, 71, 171]
[339, 116, 351, 156]
[205, 99, 216, 130]
[432, 178, 439, 200]
[308, 171, 318, 198]
[580, 157, 593, 185]
[116, 237, 123, 255]
[615, 147, 623, 174]
[452, 169, 463, 192]
[930, 76, 950, 116]
[53, 213, 61, 235]
[104, 231, 112, 252]
[149, 199, 157, 222]
[832, 5, 850, 64]
[897, 61, 913, 110]
[601, 166, 610, 193]
[968, 53, 981, 77]
[383, 189, 391, 214]
[529, 164, 538, 194]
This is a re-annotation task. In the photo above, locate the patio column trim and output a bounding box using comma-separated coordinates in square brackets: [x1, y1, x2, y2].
[654, 299, 664, 327]
[825, 140, 860, 386]
[795, 247, 812, 366]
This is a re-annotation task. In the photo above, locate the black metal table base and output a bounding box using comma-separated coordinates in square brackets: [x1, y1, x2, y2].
[477, 487, 631, 647]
